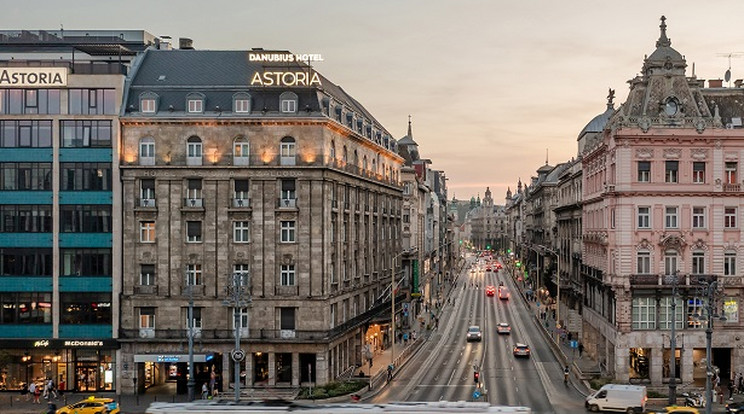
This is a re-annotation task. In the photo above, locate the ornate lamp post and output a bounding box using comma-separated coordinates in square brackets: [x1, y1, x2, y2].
[224, 272, 251, 402]
[695, 279, 725, 414]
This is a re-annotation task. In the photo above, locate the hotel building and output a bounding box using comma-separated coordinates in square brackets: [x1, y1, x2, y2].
[117, 49, 404, 394]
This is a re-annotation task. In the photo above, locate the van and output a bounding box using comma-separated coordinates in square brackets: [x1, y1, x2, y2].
[584, 384, 646, 413]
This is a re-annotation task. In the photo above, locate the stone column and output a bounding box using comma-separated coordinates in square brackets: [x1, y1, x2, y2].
[650, 347, 663, 386]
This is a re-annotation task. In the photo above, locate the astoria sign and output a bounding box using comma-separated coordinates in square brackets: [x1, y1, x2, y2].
[250, 71, 321, 87]
[0, 67, 67, 87]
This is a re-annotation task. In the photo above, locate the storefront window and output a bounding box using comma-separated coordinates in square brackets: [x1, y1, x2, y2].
[662, 348, 681, 380]
[629, 347, 650, 379]
[275, 353, 292, 383]
[724, 298, 739, 323]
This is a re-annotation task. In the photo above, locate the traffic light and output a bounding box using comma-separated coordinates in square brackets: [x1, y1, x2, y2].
[507, 249, 512, 254]
[473, 371, 480, 383]
[515, 261, 521, 268]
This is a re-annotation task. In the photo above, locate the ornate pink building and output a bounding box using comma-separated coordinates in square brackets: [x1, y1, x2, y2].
[582, 17, 744, 388]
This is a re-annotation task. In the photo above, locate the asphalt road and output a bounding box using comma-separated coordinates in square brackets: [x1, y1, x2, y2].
[372, 259, 587, 414]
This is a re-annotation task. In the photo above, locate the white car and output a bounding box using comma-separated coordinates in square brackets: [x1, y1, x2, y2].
[497, 322, 511, 334]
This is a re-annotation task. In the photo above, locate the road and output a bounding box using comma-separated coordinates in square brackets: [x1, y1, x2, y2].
[372, 257, 587, 414]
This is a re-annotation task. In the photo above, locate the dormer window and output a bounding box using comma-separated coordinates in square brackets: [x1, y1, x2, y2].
[233, 92, 251, 113]
[139, 92, 158, 113]
[186, 93, 205, 113]
[280, 92, 298, 114]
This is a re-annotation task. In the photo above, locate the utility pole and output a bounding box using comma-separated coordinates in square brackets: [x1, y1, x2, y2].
[187, 282, 195, 401]
[666, 271, 679, 406]
[224, 272, 251, 402]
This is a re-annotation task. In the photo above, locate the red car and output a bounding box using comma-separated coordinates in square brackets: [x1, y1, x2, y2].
[485, 285, 496, 296]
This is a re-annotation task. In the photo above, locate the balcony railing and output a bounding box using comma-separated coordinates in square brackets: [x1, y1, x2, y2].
[629, 273, 717, 287]
[183, 198, 204, 208]
[231, 198, 250, 208]
[723, 183, 741, 192]
[277, 198, 297, 208]
[137, 198, 156, 208]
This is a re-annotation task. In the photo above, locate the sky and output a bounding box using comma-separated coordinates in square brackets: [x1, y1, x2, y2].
[7, 1, 744, 201]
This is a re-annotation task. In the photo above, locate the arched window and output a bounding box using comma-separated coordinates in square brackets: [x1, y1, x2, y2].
[187, 136, 203, 166]
[330, 140, 336, 162]
[372, 159, 377, 175]
[342, 146, 348, 165]
[280, 92, 298, 114]
[354, 150, 359, 167]
[139, 137, 155, 166]
[363, 156, 368, 172]
[233, 92, 251, 113]
[233, 136, 250, 166]
[280, 136, 296, 166]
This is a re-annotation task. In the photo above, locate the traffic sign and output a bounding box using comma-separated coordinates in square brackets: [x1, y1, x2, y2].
[473, 390, 481, 399]
[570, 340, 579, 349]
[231, 349, 246, 362]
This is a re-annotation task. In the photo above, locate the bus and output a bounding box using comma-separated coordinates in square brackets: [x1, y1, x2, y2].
[145, 401, 532, 413]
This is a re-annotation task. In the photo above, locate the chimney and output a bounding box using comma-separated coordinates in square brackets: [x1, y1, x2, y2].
[735, 79, 743, 88]
[709, 79, 723, 88]
[179, 37, 194, 50]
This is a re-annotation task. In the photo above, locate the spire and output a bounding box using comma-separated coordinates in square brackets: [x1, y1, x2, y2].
[545, 149, 549, 165]
[656, 15, 671, 48]
[407, 115, 413, 140]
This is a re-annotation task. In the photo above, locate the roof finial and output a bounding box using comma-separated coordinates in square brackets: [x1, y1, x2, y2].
[607, 88, 615, 109]
[545, 148, 549, 165]
[656, 15, 671, 48]
[407, 115, 412, 138]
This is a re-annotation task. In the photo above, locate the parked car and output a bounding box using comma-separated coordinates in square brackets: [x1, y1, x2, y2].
[496, 322, 511, 334]
[56, 397, 120, 414]
[585, 384, 647, 413]
[513, 343, 530, 357]
[466, 325, 482, 342]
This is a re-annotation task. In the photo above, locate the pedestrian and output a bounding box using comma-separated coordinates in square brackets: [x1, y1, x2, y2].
[20, 382, 28, 401]
[201, 382, 209, 399]
[45, 402, 57, 414]
[32, 381, 41, 404]
[578, 342, 584, 358]
[209, 371, 217, 398]
[387, 364, 394, 382]
[567, 332, 573, 342]
[738, 372, 744, 394]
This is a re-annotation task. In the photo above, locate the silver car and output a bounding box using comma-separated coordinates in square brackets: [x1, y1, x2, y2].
[466, 325, 482, 342]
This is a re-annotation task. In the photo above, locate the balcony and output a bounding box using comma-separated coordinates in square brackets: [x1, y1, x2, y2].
[277, 198, 297, 209]
[629, 273, 717, 287]
[138, 198, 156, 208]
[183, 198, 204, 208]
[134, 285, 159, 295]
[723, 183, 741, 192]
[231, 198, 250, 208]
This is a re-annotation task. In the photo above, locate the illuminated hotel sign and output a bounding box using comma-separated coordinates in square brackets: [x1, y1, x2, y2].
[250, 71, 321, 87]
[248, 52, 324, 64]
[0, 67, 67, 87]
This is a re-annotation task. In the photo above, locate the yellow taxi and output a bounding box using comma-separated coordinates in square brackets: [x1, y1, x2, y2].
[56, 396, 120, 414]
[653, 406, 700, 414]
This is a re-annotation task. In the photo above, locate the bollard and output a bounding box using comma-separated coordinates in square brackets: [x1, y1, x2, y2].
[154, 394, 157, 402]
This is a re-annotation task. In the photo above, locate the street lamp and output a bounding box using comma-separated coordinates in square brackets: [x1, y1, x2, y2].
[695, 279, 725, 414]
[540, 245, 561, 342]
[665, 271, 680, 406]
[390, 251, 406, 370]
[224, 272, 251, 403]
[186, 281, 195, 402]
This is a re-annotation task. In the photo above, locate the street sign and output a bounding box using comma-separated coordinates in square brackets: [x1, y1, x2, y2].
[570, 340, 578, 349]
[231, 349, 246, 362]
[473, 390, 481, 399]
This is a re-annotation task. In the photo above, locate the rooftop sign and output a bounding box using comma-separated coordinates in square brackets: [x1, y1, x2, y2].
[0, 67, 67, 87]
[250, 71, 321, 87]
[248, 52, 324, 64]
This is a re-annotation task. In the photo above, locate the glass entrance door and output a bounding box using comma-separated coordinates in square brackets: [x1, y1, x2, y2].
[76, 365, 98, 391]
